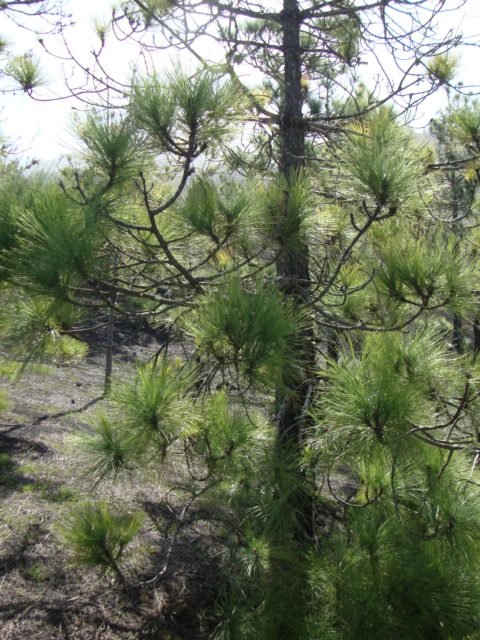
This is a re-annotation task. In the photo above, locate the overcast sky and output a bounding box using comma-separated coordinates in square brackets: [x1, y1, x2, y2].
[1, 0, 479, 163]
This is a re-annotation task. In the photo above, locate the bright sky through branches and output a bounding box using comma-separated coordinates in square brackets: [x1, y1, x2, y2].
[1, 0, 479, 163]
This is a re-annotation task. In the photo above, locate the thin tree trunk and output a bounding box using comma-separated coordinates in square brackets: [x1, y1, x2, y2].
[104, 303, 114, 394]
[275, 0, 315, 525]
[327, 329, 339, 363]
[452, 314, 463, 354]
[104, 253, 118, 394]
[473, 314, 480, 355]
[267, 2, 315, 636]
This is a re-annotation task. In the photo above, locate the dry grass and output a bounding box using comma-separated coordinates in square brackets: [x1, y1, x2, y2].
[0, 336, 223, 639]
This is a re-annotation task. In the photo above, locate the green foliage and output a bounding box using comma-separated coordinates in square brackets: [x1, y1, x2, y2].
[6, 54, 44, 92]
[257, 172, 314, 247]
[43, 333, 88, 364]
[427, 53, 459, 85]
[309, 450, 480, 640]
[21, 479, 76, 503]
[0, 355, 53, 380]
[334, 82, 375, 118]
[129, 73, 174, 150]
[74, 112, 148, 188]
[310, 338, 480, 635]
[111, 359, 192, 459]
[448, 100, 480, 151]
[130, 68, 238, 153]
[184, 278, 303, 391]
[0, 164, 28, 261]
[178, 176, 218, 238]
[175, 177, 251, 244]
[122, 0, 175, 28]
[338, 109, 427, 209]
[60, 501, 143, 575]
[21, 561, 50, 583]
[236, 531, 271, 582]
[210, 454, 323, 640]
[319, 329, 458, 458]
[0, 294, 87, 365]
[4, 177, 106, 297]
[375, 229, 472, 313]
[193, 392, 269, 479]
[75, 414, 133, 482]
[72, 359, 196, 483]
[92, 16, 110, 43]
[316, 7, 361, 66]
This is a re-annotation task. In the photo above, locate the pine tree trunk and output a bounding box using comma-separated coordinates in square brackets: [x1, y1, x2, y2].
[275, 0, 315, 523]
[474, 314, 480, 355]
[104, 252, 118, 394]
[104, 303, 114, 394]
[267, 2, 316, 636]
[452, 313, 463, 354]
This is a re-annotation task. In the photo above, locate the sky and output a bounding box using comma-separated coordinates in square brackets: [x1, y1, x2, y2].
[1, 0, 480, 163]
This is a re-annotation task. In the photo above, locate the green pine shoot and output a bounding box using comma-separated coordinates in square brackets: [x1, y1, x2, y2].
[60, 501, 143, 582]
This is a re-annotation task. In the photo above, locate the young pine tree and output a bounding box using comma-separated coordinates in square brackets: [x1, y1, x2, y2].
[4, 1, 480, 638]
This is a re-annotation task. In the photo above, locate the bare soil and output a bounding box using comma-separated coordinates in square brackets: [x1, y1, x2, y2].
[0, 332, 223, 639]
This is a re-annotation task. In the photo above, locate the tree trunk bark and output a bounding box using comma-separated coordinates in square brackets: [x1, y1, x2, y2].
[104, 253, 118, 395]
[452, 313, 463, 354]
[473, 314, 480, 356]
[104, 303, 114, 394]
[276, 0, 315, 453]
[267, 3, 315, 636]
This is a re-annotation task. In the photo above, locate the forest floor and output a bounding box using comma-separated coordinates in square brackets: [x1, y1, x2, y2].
[0, 329, 224, 639]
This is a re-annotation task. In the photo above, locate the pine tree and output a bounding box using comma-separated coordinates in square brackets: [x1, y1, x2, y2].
[3, 1, 480, 637]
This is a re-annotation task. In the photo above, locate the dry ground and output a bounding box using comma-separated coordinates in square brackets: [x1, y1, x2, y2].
[0, 334, 224, 639]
